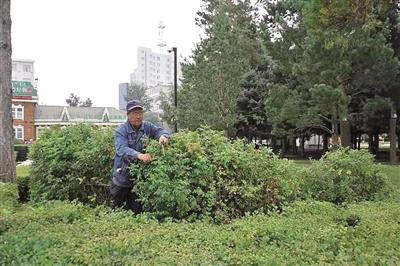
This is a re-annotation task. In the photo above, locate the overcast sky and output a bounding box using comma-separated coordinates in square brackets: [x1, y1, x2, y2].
[11, 0, 203, 107]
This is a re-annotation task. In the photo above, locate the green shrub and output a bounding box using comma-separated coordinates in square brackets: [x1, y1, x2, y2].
[16, 165, 31, 202]
[130, 128, 300, 222]
[29, 124, 114, 204]
[301, 148, 388, 204]
[0, 200, 399, 265]
[0, 182, 19, 216]
[14, 144, 29, 162]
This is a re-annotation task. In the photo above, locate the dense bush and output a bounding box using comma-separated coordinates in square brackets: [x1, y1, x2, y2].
[14, 144, 29, 162]
[301, 148, 389, 204]
[0, 182, 18, 216]
[130, 128, 300, 222]
[1, 198, 399, 265]
[16, 165, 31, 202]
[29, 124, 114, 204]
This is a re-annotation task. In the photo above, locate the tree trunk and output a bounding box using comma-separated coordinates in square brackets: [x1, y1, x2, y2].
[271, 137, 277, 152]
[357, 133, 361, 150]
[389, 104, 398, 164]
[300, 136, 305, 158]
[281, 137, 287, 157]
[368, 132, 374, 154]
[374, 132, 379, 156]
[331, 121, 339, 147]
[340, 118, 351, 148]
[323, 134, 328, 152]
[292, 137, 297, 154]
[0, 0, 16, 182]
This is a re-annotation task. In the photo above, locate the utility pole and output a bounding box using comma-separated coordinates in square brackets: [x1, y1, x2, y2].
[168, 47, 178, 132]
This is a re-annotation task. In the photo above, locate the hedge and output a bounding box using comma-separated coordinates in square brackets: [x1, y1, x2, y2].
[0, 196, 399, 265]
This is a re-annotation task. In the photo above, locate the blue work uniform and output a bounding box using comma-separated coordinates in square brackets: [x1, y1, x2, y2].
[112, 120, 170, 188]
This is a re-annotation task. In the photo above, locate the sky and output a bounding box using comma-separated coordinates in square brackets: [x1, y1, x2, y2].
[11, 0, 204, 108]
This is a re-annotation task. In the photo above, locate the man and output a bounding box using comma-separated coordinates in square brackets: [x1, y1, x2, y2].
[110, 99, 170, 213]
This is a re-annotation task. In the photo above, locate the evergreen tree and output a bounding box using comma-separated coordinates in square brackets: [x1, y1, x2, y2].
[179, 0, 262, 136]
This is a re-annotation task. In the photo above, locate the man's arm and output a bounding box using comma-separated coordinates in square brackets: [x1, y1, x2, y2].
[145, 122, 171, 143]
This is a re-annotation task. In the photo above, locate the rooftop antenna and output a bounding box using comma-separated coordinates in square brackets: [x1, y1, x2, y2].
[157, 21, 166, 53]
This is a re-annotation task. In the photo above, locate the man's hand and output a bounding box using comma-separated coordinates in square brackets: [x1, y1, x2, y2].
[159, 135, 169, 146]
[137, 153, 152, 164]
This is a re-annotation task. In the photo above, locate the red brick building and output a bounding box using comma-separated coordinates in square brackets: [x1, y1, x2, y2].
[12, 80, 38, 142]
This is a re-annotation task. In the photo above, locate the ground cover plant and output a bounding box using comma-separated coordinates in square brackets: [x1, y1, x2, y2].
[0, 183, 399, 265]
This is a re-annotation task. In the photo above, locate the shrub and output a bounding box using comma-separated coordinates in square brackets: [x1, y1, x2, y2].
[0, 182, 19, 216]
[130, 128, 300, 222]
[14, 144, 29, 162]
[16, 165, 31, 202]
[0, 200, 399, 265]
[29, 124, 114, 204]
[300, 148, 388, 204]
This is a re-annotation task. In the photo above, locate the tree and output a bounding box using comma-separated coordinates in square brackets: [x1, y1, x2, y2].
[0, 0, 16, 182]
[66, 93, 80, 107]
[66, 93, 93, 107]
[235, 70, 270, 141]
[80, 98, 93, 107]
[125, 83, 152, 110]
[179, 0, 262, 136]
[385, 0, 400, 164]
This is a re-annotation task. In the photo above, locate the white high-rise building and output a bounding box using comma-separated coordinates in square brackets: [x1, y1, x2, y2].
[128, 46, 181, 113]
[130, 46, 174, 88]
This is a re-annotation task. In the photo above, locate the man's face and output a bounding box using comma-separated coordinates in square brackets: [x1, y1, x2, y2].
[128, 108, 144, 129]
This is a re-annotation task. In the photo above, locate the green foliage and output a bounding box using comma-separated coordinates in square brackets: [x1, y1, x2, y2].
[29, 124, 114, 204]
[301, 148, 389, 204]
[235, 70, 271, 139]
[14, 144, 29, 162]
[0, 199, 399, 265]
[178, 0, 261, 135]
[16, 165, 32, 202]
[130, 128, 300, 222]
[0, 183, 18, 216]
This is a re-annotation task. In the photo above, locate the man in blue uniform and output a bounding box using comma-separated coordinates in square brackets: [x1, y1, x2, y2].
[110, 99, 170, 213]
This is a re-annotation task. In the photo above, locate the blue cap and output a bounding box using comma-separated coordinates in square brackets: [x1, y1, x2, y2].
[126, 99, 144, 112]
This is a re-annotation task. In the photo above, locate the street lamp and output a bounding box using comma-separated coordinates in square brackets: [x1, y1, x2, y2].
[168, 47, 178, 132]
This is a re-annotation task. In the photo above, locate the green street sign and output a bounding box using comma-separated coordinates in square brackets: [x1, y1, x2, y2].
[12, 81, 38, 98]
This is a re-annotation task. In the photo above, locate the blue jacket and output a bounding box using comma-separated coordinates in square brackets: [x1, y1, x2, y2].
[112, 120, 170, 187]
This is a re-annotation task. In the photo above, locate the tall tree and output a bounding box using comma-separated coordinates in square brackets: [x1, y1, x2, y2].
[179, 0, 261, 136]
[385, 0, 400, 164]
[0, 0, 16, 182]
[235, 70, 270, 140]
[125, 83, 152, 110]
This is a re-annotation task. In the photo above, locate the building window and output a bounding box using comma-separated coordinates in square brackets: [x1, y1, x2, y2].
[23, 64, 31, 72]
[14, 126, 24, 140]
[12, 104, 24, 120]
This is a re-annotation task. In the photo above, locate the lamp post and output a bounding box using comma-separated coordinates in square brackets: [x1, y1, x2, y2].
[168, 47, 178, 132]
